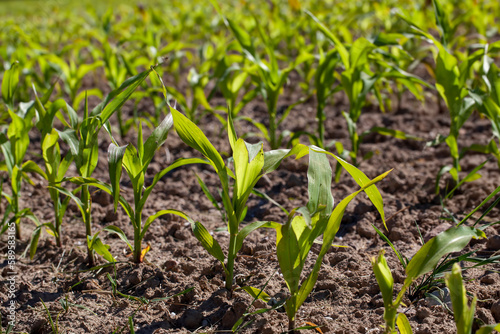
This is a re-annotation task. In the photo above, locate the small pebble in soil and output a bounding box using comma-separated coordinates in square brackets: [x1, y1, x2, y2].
[163, 260, 178, 271]
[492, 301, 500, 322]
[416, 307, 432, 321]
[477, 308, 496, 326]
[486, 235, 500, 250]
[480, 273, 499, 285]
[180, 309, 203, 329]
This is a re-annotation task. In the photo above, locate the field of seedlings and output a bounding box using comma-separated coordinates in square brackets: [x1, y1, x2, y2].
[1, 0, 500, 333]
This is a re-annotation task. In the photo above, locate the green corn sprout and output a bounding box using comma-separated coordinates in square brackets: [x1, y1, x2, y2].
[0, 62, 43, 240]
[470, 46, 500, 167]
[211, 2, 305, 149]
[70, 112, 204, 263]
[307, 11, 427, 168]
[398, 1, 485, 188]
[446, 263, 500, 334]
[25, 84, 80, 254]
[51, 67, 158, 265]
[371, 225, 486, 334]
[46, 51, 104, 107]
[262, 149, 390, 333]
[209, 55, 257, 121]
[172, 102, 323, 294]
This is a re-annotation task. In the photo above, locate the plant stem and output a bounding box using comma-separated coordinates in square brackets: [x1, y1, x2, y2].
[82, 185, 94, 267]
[56, 210, 62, 247]
[454, 156, 460, 185]
[225, 231, 237, 296]
[53, 191, 63, 247]
[269, 112, 277, 150]
[117, 108, 125, 139]
[268, 94, 279, 149]
[288, 319, 295, 334]
[317, 104, 325, 149]
[15, 217, 21, 240]
[133, 210, 142, 263]
[13, 194, 21, 240]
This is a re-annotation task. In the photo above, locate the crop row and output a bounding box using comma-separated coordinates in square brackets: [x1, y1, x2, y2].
[1, 0, 500, 333]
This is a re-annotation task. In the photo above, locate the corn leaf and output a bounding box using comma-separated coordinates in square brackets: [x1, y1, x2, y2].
[192, 221, 225, 264]
[371, 250, 394, 309]
[432, 0, 451, 46]
[306, 149, 334, 217]
[171, 108, 225, 176]
[21, 160, 47, 180]
[317, 149, 389, 227]
[142, 113, 173, 169]
[233, 139, 264, 222]
[305, 11, 349, 69]
[445, 263, 475, 334]
[88, 235, 115, 263]
[92, 67, 153, 124]
[405, 226, 486, 283]
[396, 314, 413, 334]
[103, 225, 133, 252]
[240, 286, 270, 303]
[108, 144, 127, 212]
[476, 324, 500, 334]
[295, 169, 391, 312]
[2, 61, 19, 109]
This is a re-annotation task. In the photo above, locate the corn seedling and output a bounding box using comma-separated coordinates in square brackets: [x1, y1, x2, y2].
[56, 68, 160, 265]
[0, 62, 43, 240]
[262, 147, 390, 333]
[374, 183, 500, 306]
[171, 105, 310, 294]
[398, 1, 485, 188]
[212, 2, 306, 149]
[470, 48, 500, 166]
[27, 85, 80, 253]
[46, 50, 104, 107]
[70, 110, 205, 263]
[307, 11, 427, 168]
[209, 56, 257, 122]
[445, 263, 500, 334]
[371, 225, 486, 334]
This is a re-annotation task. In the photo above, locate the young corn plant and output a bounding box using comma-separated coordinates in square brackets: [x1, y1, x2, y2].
[307, 11, 428, 168]
[371, 225, 486, 334]
[26, 85, 80, 253]
[445, 263, 500, 334]
[172, 105, 314, 295]
[70, 113, 204, 263]
[263, 149, 390, 333]
[0, 62, 43, 239]
[398, 1, 482, 188]
[46, 51, 104, 108]
[212, 2, 306, 149]
[209, 55, 257, 123]
[56, 67, 159, 266]
[470, 49, 500, 166]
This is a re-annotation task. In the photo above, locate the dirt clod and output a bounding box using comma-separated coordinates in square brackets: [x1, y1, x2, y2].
[180, 309, 204, 329]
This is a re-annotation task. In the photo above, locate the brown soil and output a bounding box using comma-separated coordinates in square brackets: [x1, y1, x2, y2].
[1, 74, 500, 334]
